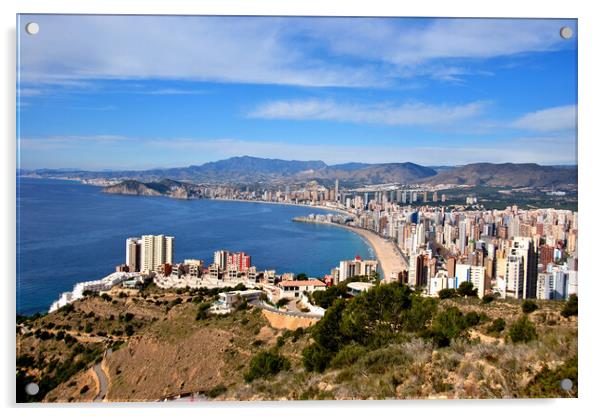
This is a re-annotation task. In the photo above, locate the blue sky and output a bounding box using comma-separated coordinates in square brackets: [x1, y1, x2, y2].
[17, 15, 577, 169]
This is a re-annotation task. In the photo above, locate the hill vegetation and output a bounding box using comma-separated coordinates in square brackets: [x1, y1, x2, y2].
[17, 283, 577, 402]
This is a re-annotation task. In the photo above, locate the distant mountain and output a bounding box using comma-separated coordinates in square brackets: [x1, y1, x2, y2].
[21, 158, 577, 188]
[421, 163, 577, 187]
[298, 162, 437, 186]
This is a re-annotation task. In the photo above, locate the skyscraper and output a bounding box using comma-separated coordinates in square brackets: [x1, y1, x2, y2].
[125, 237, 142, 272]
[141, 234, 174, 273]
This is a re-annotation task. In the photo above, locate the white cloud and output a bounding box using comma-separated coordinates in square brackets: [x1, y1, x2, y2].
[248, 99, 488, 126]
[18, 15, 576, 87]
[511, 105, 577, 132]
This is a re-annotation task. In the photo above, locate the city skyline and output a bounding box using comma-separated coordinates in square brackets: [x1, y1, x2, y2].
[18, 15, 577, 169]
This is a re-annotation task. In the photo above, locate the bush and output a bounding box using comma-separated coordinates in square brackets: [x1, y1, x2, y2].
[275, 298, 290, 309]
[522, 300, 539, 314]
[486, 318, 506, 335]
[508, 316, 537, 343]
[329, 344, 367, 369]
[464, 311, 482, 327]
[100, 293, 112, 302]
[122, 313, 134, 322]
[302, 343, 333, 373]
[196, 302, 211, 320]
[481, 294, 495, 304]
[244, 351, 290, 382]
[124, 324, 134, 337]
[457, 281, 478, 297]
[429, 307, 468, 347]
[561, 295, 578, 318]
[438, 288, 457, 300]
[79, 385, 89, 394]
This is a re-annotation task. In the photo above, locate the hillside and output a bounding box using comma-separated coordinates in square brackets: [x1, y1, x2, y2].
[102, 179, 204, 199]
[297, 162, 437, 186]
[421, 163, 577, 187]
[17, 284, 577, 402]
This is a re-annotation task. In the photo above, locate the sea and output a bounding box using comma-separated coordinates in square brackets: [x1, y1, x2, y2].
[16, 178, 373, 315]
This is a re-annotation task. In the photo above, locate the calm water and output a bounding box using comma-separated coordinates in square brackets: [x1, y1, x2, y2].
[16, 178, 372, 315]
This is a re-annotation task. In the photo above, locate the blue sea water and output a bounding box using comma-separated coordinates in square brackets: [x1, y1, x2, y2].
[16, 178, 373, 315]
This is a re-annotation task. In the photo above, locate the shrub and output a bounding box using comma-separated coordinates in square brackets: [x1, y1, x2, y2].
[481, 294, 495, 304]
[196, 302, 211, 320]
[206, 384, 227, 398]
[429, 307, 468, 347]
[80, 385, 89, 394]
[84, 324, 93, 333]
[464, 311, 482, 327]
[244, 351, 290, 382]
[561, 295, 578, 318]
[522, 300, 539, 314]
[438, 288, 457, 300]
[508, 316, 537, 343]
[122, 313, 134, 322]
[486, 318, 506, 335]
[124, 324, 134, 337]
[330, 344, 367, 369]
[457, 281, 478, 297]
[275, 298, 290, 309]
[302, 343, 333, 373]
[100, 293, 112, 302]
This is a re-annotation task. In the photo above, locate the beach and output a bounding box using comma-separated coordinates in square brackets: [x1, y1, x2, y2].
[293, 218, 407, 281]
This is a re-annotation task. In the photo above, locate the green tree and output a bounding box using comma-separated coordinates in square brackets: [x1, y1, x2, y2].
[457, 281, 478, 297]
[244, 351, 290, 382]
[522, 299, 539, 314]
[508, 316, 537, 343]
[275, 298, 290, 309]
[438, 288, 457, 300]
[295, 273, 308, 280]
[561, 295, 578, 318]
[429, 307, 468, 347]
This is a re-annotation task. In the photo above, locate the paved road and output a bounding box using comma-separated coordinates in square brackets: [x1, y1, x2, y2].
[93, 349, 112, 402]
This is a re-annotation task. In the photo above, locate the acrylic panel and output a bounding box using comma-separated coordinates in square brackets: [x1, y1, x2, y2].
[16, 14, 578, 402]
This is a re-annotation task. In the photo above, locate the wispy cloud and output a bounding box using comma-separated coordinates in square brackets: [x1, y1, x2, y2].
[511, 104, 577, 132]
[19, 15, 576, 88]
[248, 99, 488, 126]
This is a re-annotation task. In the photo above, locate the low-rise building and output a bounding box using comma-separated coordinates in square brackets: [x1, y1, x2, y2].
[278, 279, 326, 299]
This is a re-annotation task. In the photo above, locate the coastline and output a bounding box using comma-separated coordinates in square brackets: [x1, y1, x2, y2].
[293, 219, 407, 281]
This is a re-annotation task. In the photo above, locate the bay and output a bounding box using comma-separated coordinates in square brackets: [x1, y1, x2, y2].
[16, 178, 373, 314]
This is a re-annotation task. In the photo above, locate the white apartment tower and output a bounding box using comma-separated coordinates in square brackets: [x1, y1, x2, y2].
[140, 234, 174, 273]
[505, 254, 524, 299]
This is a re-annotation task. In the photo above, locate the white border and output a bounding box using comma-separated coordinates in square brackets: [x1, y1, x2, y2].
[2, 1, 600, 415]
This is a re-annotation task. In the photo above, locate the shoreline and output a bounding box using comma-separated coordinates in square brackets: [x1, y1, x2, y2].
[293, 219, 407, 281]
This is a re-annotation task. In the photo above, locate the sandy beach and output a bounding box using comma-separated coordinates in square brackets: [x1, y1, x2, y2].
[294, 219, 407, 281]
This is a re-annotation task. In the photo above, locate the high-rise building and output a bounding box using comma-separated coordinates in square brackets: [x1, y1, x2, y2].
[334, 179, 339, 203]
[469, 266, 488, 298]
[505, 254, 524, 299]
[510, 237, 538, 298]
[214, 250, 230, 270]
[227, 252, 251, 272]
[125, 237, 142, 272]
[140, 235, 174, 273]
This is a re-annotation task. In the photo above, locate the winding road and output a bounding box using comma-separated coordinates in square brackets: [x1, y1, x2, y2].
[93, 349, 112, 402]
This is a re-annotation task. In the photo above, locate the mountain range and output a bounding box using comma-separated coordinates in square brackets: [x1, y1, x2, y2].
[20, 156, 577, 188]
